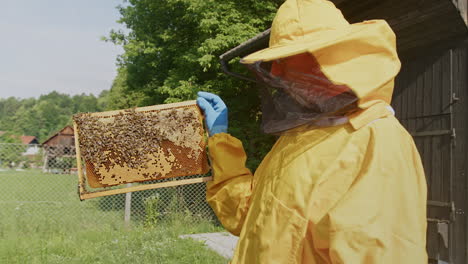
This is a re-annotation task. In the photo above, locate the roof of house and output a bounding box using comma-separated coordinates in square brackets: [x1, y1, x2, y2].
[20, 136, 39, 145]
[0, 131, 38, 144]
[42, 125, 74, 145]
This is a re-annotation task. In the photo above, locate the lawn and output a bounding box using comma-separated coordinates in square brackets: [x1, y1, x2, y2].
[0, 169, 227, 264]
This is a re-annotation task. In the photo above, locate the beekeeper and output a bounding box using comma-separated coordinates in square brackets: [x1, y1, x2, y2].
[197, 0, 428, 263]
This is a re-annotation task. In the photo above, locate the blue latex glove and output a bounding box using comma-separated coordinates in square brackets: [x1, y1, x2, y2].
[196, 91, 228, 136]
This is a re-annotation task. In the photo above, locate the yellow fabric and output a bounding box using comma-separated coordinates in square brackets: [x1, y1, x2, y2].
[241, 0, 401, 109]
[207, 109, 427, 263]
[206, 0, 427, 263]
[206, 133, 253, 235]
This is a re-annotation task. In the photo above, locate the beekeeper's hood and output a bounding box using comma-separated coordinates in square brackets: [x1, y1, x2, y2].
[241, 0, 401, 134]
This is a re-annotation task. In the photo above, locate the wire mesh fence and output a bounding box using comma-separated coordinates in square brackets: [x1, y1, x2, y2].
[0, 143, 217, 231]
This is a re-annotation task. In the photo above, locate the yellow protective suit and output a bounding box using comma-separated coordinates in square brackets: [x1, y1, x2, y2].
[206, 0, 428, 263]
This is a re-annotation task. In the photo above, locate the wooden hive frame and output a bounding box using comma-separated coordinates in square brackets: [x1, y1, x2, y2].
[73, 100, 212, 200]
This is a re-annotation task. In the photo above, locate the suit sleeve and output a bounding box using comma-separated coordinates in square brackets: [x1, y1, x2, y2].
[206, 133, 253, 236]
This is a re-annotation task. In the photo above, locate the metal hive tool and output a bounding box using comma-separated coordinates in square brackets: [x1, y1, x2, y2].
[73, 100, 211, 200]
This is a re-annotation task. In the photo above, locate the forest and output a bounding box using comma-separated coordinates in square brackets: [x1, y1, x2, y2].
[0, 91, 108, 142]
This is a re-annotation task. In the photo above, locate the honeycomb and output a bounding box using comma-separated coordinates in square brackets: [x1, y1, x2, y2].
[73, 101, 209, 188]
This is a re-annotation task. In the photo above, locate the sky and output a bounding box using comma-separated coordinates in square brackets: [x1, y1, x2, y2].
[0, 0, 125, 99]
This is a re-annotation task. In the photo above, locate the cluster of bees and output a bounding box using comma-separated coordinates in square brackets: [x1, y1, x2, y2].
[73, 106, 203, 184]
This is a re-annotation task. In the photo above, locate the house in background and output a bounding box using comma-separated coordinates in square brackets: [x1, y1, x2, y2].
[20, 136, 39, 145]
[41, 126, 76, 173]
[41, 126, 75, 147]
[0, 130, 40, 155]
[20, 136, 40, 156]
[0, 131, 39, 144]
[0, 131, 41, 168]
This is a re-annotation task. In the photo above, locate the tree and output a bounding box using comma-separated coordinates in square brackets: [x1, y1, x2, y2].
[0, 132, 27, 168]
[105, 68, 148, 110]
[107, 0, 282, 169]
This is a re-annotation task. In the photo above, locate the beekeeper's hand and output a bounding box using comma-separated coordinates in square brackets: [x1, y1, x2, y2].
[197, 91, 228, 136]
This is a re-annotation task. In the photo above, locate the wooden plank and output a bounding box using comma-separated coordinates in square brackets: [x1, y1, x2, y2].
[414, 58, 425, 170]
[442, 50, 453, 205]
[423, 56, 434, 182]
[73, 122, 85, 196]
[79, 176, 213, 200]
[87, 100, 198, 118]
[336, 0, 467, 56]
[427, 221, 439, 260]
[451, 44, 468, 264]
[387, 1, 448, 30]
[407, 58, 417, 133]
[124, 183, 132, 227]
[416, 59, 424, 133]
[399, 66, 409, 122]
[397, 15, 463, 53]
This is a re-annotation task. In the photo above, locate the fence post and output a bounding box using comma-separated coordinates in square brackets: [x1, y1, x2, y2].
[124, 183, 132, 227]
[42, 153, 48, 173]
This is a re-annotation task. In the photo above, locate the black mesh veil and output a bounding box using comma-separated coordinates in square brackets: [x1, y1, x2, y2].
[245, 55, 358, 134]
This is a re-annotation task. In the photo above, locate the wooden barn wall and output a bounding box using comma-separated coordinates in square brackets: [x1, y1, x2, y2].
[392, 42, 468, 263]
[43, 127, 75, 146]
[44, 134, 75, 146]
[331, 0, 468, 57]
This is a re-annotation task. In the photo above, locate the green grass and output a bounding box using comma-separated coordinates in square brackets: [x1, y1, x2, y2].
[0, 169, 227, 264]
